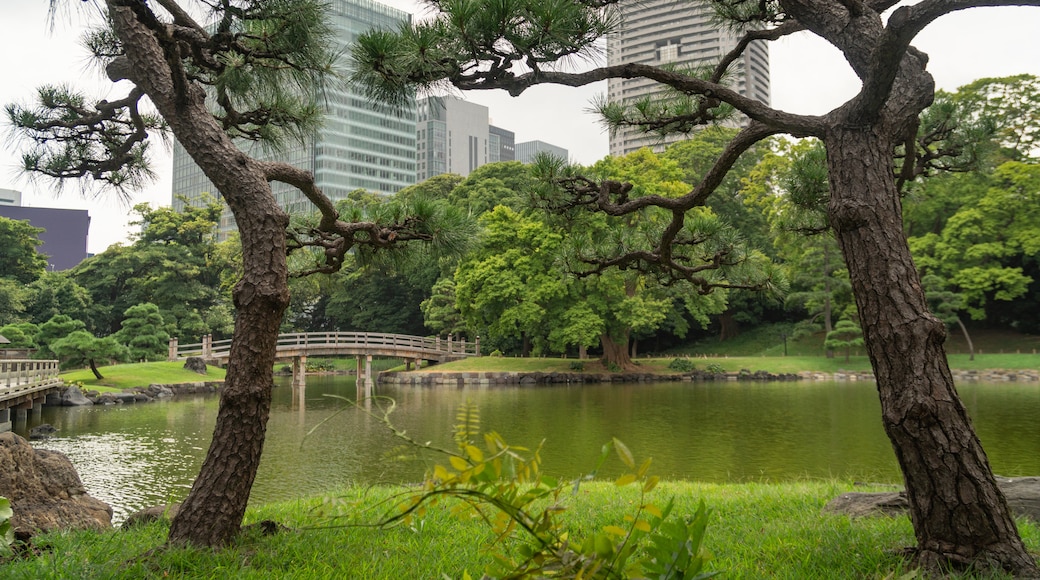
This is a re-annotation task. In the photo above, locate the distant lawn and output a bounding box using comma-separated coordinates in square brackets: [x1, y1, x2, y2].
[60, 361, 226, 393]
[416, 352, 1038, 375]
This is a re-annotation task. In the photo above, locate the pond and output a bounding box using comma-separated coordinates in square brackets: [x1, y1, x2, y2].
[16, 376, 1040, 523]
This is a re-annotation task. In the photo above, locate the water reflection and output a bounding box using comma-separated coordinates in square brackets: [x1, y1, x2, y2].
[16, 376, 1040, 523]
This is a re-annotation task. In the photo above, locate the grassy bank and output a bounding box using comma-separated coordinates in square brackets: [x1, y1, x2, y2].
[60, 361, 226, 393]
[419, 352, 1039, 375]
[8, 480, 1034, 579]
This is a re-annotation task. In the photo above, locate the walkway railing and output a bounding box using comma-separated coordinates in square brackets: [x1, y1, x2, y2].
[169, 331, 480, 361]
[0, 360, 62, 404]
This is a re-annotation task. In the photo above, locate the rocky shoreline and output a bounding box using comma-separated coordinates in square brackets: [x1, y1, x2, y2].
[381, 367, 1040, 387]
[44, 381, 223, 408]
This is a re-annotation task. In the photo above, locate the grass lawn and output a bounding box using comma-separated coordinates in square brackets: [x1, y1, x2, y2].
[417, 352, 1039, 375]
[60, 361, 226, 393]
[2, 480, 1034, 579]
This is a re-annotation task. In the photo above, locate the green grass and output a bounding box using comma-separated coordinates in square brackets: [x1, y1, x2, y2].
[419, 352, 1039, 375]
[3, 480, 1034, 579]
[672, 322, 1040, 359]
[60, 361, 226, 393]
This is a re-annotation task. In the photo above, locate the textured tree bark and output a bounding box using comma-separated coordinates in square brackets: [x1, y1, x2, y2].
[826, 127, 1037, 575]
[108, 3, 291, 547]
[600, 332, 635, 370]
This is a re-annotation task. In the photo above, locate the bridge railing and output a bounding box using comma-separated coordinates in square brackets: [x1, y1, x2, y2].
[170, 331, 480, 360]
[0, 360, 62, 399]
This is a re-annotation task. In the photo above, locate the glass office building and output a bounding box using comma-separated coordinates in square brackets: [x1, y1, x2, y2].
[172, 0, 417, 237]
[606, 0, 770, 156]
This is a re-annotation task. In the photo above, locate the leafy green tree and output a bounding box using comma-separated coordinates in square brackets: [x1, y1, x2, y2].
[8, 0, 457, 548]
[0, 323, 38, 349]
[395, 173, 464, 204]
[0, 279, 27, 327]
[910, 162, 1040, 331]
[454, 206, 566, 357]
[0, 326, 31, 349]
[824, 319, 864, 363]
[23, 272, 97, 329]
[50, 330, 129, 380]
[0, 216, 47, 285]
[71, 202, 231, 339]
[421, 278, 469, 338]
[449, 162, 535, 215]
[113, 303, 170, 362]
[352, 0, 1040, 571]
[35, 314, 87, 360]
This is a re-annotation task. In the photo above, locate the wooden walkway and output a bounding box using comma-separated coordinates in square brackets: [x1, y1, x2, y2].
[169, 331, 480, 390]
[169, 331, 479, 362]
[0, 360, 63, 432]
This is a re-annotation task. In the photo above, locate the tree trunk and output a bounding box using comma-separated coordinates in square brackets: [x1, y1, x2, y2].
[826, 127, 1037, 574]
[88, 359, 103, 380]
[956, 318, 976, 361]
[600, 332, 635, 371]
[107, 4, 291, 548]
[823, 246, 835, 359]
[718, 310, 739, 342]
[578, 344, 587, 360]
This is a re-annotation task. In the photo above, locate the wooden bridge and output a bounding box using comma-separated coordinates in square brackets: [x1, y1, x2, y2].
[0, 360, 63, 432]
[169, 331, 480, 389]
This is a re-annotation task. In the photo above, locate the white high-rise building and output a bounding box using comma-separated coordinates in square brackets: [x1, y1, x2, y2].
[415, 95, 491, 182]
[606, 0, 770, 156]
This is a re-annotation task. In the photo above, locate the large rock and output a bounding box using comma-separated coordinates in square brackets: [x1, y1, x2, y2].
[122, 503, 181, 529]
[60, 385, 93, 406]
[183, 356, 208, 375]
[0, 432, 112, 534]
[824, 477, 1040, 522]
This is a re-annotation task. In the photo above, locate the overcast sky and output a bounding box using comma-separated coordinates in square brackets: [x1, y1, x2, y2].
[1, 2, 1038, 254]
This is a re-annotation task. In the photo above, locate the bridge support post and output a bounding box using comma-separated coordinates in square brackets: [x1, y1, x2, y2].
[0, 408, 10, 433]
[364, 355, 374, 397]
[168, 337, 178, 361]
[292, 356, 307, 389]
[32, 398, 43, 420]
[415, 358, 422, 370]
[14, 402, 30, 424]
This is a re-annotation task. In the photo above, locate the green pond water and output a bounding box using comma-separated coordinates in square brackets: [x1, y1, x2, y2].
[15, 376, 1040, 523]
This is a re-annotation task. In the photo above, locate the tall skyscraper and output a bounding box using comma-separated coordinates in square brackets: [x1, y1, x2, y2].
[488, 125, 516, 163]
[172, 0, 417, 237]
[415, 95, 491, 181]
[606, 0, 770, 157]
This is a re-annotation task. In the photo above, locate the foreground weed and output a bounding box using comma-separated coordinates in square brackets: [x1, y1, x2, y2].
[317, 396, 718, 579]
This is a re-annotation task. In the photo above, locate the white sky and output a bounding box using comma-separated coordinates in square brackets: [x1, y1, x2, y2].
[1, 2, 1038, 254]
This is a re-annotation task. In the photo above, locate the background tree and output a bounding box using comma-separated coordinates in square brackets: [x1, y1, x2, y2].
[50, 330, 129, 380]
[23, 272, 97, 330]
[35, 314, 87, 360]
[9, 0, 459, 548]
[113, 303, 170, 362]
[352, 0, 1040, 572]
[0, 325, 35, 349]
[0, 216, 47, 285]
[824, 318, 864, 363]
[0, 280, 27, 327]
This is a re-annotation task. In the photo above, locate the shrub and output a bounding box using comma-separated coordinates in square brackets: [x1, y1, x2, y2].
[569, 361, 586, 371]
[705, 363, 725, 375]
[668, 358, 697, 372]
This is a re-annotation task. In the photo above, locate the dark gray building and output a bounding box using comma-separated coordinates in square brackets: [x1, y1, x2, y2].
[489, 125, 516, 163]
[0, 206, 90, 271]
